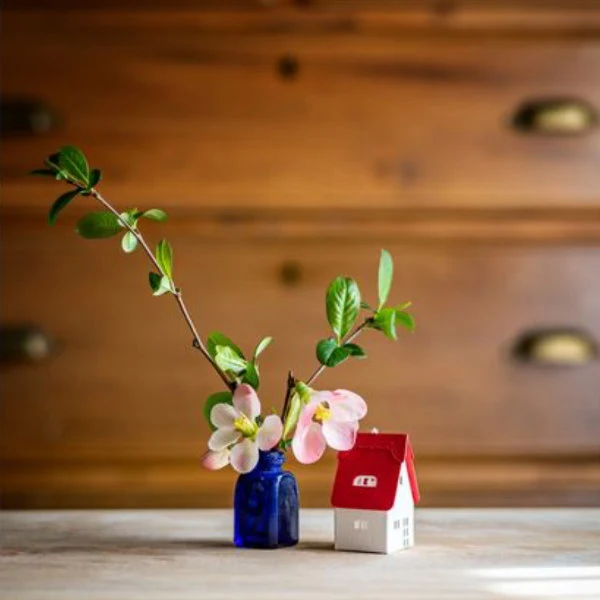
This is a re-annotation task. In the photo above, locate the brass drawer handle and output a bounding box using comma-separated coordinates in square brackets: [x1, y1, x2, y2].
[1, 98, 61, 137]
[279, 261, 302, 286]
[510, 98, 597, 136]
[0, 325, 54, 364]
[512, 328, 598, 367]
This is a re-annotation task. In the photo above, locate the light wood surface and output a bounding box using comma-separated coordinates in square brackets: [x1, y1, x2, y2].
[1, 509, 599, 599]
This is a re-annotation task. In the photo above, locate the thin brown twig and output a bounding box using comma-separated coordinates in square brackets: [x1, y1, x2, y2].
[89, 187, 234, 391]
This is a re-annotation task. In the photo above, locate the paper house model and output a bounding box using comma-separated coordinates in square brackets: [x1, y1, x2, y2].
[331, 432, 420, 554]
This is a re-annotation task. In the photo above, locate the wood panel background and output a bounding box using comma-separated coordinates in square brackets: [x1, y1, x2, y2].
[1, 1, 599, 508]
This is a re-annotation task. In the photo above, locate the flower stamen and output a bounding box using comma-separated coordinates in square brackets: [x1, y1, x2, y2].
[234, 414, 257, 438]
[313, 403, 331, 424]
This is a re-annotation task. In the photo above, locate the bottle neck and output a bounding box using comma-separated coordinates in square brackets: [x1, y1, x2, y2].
[256, 450, 286, 472]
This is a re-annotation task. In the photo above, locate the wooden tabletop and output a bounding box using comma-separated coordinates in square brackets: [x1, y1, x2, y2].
[1, 509, 599, 599]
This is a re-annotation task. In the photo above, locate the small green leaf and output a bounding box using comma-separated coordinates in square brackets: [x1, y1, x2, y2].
[76, 211, 121, 238]
[326, 276, 361, 340]
[344, 342, 367, 358]
[156, 239, 173, 280]
[119, 210, 138, 228]
[327, 345, 351, 367]
[214, 345, 247, 376]
[121, 231, 138, 253]
[372, 307, 397, 341]
[30, 168, 56, 177]
[282, 391, 301, 440]
[142, 209, 168, 222]
[316, 338, 351, 367]
[316, 338, 338, 366]
[48, 190, 80, 225]
[203, 391, 233, 431]
[396, 301, 412, 311]
[58, 145, 90, 186]
[395, 310, 415, 332]
[378, 249, 393, 309]
[253, 336, 273, 360]
[148, 272, 172, 296]
[242, 361, 260, 389]
[360, 300, 374, 311]
[88, 168, 102, 188]
[207, 332, 245, 360]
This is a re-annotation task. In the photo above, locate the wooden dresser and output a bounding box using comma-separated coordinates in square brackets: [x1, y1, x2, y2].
[2, 1, 599, 508]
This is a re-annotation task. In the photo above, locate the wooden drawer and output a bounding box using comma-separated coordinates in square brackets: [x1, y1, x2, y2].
[4, 11, 600, 212]
[1, 218, 599, 506]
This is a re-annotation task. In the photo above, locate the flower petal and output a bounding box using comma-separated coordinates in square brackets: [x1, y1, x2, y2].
[328, 390, 368, 422]
[208, 427, 240, 451]
[230, 438, 259, 474]
[201, 449, 230, 470]
[322, 419, 358, 451]
[292, 422, 327, 464]
[232, 384, 261, 420]
[257, 415, 283, 451]
[210, 402, 238, 428]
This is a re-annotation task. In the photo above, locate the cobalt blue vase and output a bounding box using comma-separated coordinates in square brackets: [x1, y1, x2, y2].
[233, 450, 299, 549]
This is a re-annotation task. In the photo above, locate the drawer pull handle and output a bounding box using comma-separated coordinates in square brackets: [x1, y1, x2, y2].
[279, 261, 302, 286]
[0, 325, 54, 364]
[510, 98, 597, 135]
[512, 328, 597, 367]
[1, 99, 61, 137]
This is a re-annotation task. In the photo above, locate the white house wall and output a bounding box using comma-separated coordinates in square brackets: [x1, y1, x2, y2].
[386, 462, 415, 552]
[334, 508, 388, 554]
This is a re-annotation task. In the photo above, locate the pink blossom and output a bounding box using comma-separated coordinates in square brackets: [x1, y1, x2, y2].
[292, 389, 367, 464]
[201, 384, 283, 474]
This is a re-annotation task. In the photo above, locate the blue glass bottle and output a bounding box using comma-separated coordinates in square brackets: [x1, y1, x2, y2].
[234, 450, 299, 549]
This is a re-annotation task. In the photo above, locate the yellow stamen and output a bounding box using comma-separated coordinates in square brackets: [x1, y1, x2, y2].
[314, 403, 331, 424]
[234, 414, 257, 438]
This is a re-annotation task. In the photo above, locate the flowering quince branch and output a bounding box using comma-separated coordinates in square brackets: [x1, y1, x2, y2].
[34, 146, 415, 475]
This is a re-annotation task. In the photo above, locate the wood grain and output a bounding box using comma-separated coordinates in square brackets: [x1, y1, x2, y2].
[1, 509, 599, 599]
[5, 11, 600, 211]
[2, 222, 600, 506]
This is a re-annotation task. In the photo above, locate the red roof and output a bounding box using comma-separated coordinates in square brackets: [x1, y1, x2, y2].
[331, 433, 420, 511]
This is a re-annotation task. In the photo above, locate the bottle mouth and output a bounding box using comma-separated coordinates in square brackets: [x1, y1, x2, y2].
[258, 449, 286, 469]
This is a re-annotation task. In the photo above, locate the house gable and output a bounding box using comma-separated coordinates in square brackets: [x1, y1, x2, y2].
[331, 432, 420, 511]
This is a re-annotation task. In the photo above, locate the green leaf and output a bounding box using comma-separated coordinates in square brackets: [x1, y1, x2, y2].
[360, 300, 374, 311]
[156, 239, 173, 280]
[119, 210, 138, 228]
[326, 276, 361, 340]
[148, 272, 172, 296]
[396, 301, 412, 311]
[203, 391, 233, 431]
[372, 307, 397, 341]
[327, 345, 351, 367]
[316, 338, 338, 366]
[76, 211, 121, 238]
[207, 332, 245, 360]
[48, 190, 80, 225]
[378, 249, 393, 309]
[30, 168, 56, 177]
[395, 310, 415, 332]
[58, 145, 90, 186]
[344, 342, 367, 358]
[316, 338, 351, 367]
[88, 168, 102, 188]
[214, 345, 247, 376]
[121, 231, 138, 253]
[253, 336, 273, 360]
[241, 361, 260, 389]
[142, 209, 168, 222]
